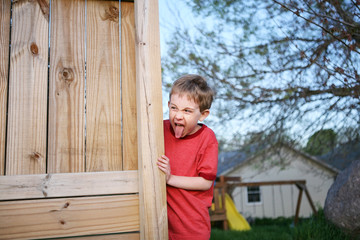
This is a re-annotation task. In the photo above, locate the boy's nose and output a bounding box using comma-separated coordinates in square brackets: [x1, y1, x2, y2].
[175, 111, 184, 119]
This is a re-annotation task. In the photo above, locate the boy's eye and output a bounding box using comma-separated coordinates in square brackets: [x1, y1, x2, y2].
[184, 109, 192, 113]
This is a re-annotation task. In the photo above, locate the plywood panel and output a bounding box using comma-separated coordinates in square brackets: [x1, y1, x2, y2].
[0, 170, 138, 200]
[0, 195, 139, 240]
[134, 0, 168, 239]
[121, 2, 138, 170]
[86, 0, 122, 172]
[6, 0, 49, 175]
[48, 0, 86, 173]
[0, 0, 11, 175]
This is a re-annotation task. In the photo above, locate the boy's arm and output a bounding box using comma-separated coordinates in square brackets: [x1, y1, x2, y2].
[167, 175, 213, 191]
[157, 155, 214, 191]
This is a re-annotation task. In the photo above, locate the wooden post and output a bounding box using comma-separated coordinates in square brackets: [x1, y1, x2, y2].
[294, 184, 304, 225]
[134, 0, 168, 239]
[304, 186, 318, 216]
[219, 176, 228, 230]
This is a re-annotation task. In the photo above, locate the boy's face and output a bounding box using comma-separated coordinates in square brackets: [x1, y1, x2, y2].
[168, 93, 209, 138]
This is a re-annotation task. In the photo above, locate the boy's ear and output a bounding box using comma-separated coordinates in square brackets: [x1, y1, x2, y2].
[199, 109, 210, 122]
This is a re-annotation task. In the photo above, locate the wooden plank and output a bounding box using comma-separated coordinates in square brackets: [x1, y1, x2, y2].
[48, 0, 86, 173]
[134, 0, 168, 239]
[0, 0, 11, 175]
[0, 170, 138, 200]
[0, 195, 139, 240]
[231, 180, 306, 187]
[121, 2, 138, 170]
[86, 0, 122, 172]
[64, 232, 140, 240]
[6, 0, 49, 175]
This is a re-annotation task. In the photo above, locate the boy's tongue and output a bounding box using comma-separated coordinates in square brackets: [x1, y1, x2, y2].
[174, 125, 184, 138]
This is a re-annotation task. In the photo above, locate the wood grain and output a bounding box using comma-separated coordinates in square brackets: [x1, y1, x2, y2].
[0, 195, 139, 239]
[0, 170, 138, 200]
[86, 0, 122, 172]
[6, 0, 49, 175]
[0, 0, 11, 175]
[48, 0, 86, 173]
[134, 0, 168, 239]
[121, 2, 138, 170]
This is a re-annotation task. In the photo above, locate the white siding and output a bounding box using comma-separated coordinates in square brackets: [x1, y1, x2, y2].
[226, 147, 336, 219]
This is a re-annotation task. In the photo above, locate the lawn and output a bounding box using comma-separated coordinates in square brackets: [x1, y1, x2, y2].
[210, 209, 355, 240]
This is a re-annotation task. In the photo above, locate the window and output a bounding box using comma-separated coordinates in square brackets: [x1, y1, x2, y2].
[247, 186, 261, 203]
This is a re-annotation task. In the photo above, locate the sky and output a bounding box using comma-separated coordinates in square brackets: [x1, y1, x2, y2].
[158, 1, 243, 142]
[158, 1, 194, 58]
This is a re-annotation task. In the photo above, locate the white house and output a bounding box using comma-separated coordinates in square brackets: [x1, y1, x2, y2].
[218, 144, 339, 219]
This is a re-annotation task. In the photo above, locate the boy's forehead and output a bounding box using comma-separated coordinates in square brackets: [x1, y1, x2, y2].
[170, 93, 199, 107]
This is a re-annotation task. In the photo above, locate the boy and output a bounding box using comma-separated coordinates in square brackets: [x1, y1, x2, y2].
[157, 74, 218, 240]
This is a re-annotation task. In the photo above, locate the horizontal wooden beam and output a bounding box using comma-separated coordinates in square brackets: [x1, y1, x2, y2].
[229, 180, 306, 187]
[63, 232, 140, 240]
[0, 170, 138, 200]
[0, 195, 139, 239]
[216, 176, 242, 182]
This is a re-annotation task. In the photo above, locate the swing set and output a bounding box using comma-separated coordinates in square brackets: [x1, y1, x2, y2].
[210, 176, 318, 229]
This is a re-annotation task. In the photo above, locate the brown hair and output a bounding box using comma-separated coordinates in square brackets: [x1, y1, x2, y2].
[170, 74, 214, 112]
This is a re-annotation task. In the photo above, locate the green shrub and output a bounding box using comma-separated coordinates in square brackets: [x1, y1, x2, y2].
[293, 209, 352, 240]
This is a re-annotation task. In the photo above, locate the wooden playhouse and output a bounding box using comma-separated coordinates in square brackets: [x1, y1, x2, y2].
[0, 0, 167, 239]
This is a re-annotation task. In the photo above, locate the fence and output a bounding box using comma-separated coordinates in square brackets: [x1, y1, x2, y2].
[0, 0, 167, 239]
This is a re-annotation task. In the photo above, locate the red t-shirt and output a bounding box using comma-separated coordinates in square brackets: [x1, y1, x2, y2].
[164, 120, 218, 240]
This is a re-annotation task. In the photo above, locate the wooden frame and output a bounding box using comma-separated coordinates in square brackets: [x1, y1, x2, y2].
[0, 0, 167, 239]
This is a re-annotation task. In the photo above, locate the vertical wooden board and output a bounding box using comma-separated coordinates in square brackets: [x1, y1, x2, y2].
[48, 0, 86, 173]
[6, 0, 49, 175]
[135, 0, 168, 239]
[86, 0, 122, 172]
[121, 2, 138, 170]
[0, 0, 11, 175]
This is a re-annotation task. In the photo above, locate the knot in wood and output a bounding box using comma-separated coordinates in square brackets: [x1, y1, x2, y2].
[59, 68, 74, 82]
[103, 6, 119, 22]
[109, 6, 118, 16]
[30, 43, 39, 55]
[30, 151, 42, 161]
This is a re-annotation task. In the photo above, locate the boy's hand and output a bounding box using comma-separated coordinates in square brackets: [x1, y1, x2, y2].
[157, 155, 171, 183]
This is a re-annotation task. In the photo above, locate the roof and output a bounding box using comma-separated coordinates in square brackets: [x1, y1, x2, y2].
[217, 144, 262, 175]
[318, 141, 360, 170]
[217, 143, 339, 176]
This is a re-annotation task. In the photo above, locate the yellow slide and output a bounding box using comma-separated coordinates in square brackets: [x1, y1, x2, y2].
[225, 193, 251, 231]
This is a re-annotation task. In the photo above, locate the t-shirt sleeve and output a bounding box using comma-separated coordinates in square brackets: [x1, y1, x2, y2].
[197, 133, 218, 181]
